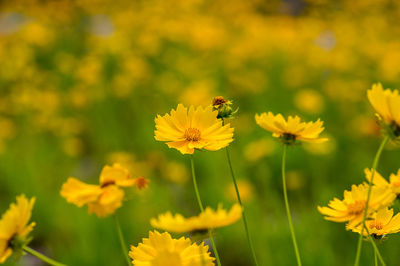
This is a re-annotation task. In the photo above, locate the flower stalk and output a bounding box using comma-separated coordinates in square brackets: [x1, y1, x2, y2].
[114, 215, 131, 266]
[368, 234, 385, 266]
[22, 246, 66, 266]
[224, 145, 259, 266]
[190, 155, 222, 266]
[354, 135, 389, 266]
[282, 144, 302, 266]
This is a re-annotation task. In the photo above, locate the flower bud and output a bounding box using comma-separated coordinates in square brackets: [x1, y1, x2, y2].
[212, 96, 238, 120]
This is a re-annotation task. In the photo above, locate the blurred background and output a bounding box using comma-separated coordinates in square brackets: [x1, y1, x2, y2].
[1, 0, 400, 265]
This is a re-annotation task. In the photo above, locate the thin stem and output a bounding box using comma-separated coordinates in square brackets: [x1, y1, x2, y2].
[374, 247, 378, 266]
[190, 155, 204, 211]
[190, 155, 222, 266]
[367, 234, 385, 266]
[281, 145, 302, 266]
[114, 215, 131, 266]
[23, 246, 66, 266]
[225, 146, 259, 266]
[354, 135, 389, 266]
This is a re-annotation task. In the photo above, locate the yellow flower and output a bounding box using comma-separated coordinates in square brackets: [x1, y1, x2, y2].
[318, 183, 395, 228]
[365, 168, 400, 195]
[130, 231, 214, 266]
[0, 195, 35, 263]
[154, 104, 234, 154]
[367, 83, 400, 128]
[350, 208, 400, 237]
[255, 112, 328, 144]
[151, 204, 242, 233]
[60, 163, 148, 217]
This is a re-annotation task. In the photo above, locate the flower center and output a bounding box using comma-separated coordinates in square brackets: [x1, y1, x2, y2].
[212, 96, 227, 107]
[347, 200, 365, 215]
[369, 221, 383, 230]
[184, 128, 201, 141]
[100, 181, 115, 188]
[280, 133, 297, 145]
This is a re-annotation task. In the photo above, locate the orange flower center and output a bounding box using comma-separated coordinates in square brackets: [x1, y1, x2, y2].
[347, 200, 365, 215]
[136, 177, 149, 190]
[184, 128, 201, 141]
[369, 221, 383, 230]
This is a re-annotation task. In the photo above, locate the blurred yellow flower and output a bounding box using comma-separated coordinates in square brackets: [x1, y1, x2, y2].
[179, 80, 215, 107]
[154, 104, 234, 154]
[151, 204, 242, 233]
[107, 151, 151, 179]
[368, 83, 400, 136]
[21, 22, 54, 46]
[162, 161, 189, 184]
[286, 171, 306, 191]
[244, 138, 276, 162]
[303, 135, 336, 155]
[226, 179, 254, 202]
[62, 137, 84, 157]
[350, 208, 400, 237]
[318, 183, 395, 228]
[60, 164, 148, 217]
[365, 168, 400, 195]
[349, 115, 381, 137]
[129, 231, 214, 266]
[0, 195, 35, 263]
[294, 89, 325, 114]
[255, 112, 328, 144]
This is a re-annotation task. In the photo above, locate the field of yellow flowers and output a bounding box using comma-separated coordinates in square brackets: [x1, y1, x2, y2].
[1, 0, 400, 265]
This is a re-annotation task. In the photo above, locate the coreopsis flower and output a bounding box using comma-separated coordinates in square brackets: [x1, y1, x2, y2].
[150, 204, 242, 233]
[350, 208, 400, 238]
[255, 112, 328, 145]
[60, 163, 148, 217]
[367, 83, 400, 138]
[318, 183, 395, 228]
[212, 96, 238, 119]
[0, 195, 35, 263]
[154, 104, 234, 155]
[130, 231, 214, 266]
[365, 168, 400, 195]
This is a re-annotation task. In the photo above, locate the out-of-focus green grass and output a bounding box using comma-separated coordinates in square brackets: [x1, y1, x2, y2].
[1, 0, 400, 265]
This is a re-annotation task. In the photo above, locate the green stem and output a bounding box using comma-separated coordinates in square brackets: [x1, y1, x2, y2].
[225, 146, 259, 266]
[354, 135, 389, 266]
[282, 145, 302, 266]
[374, 247, 378, 266]
[368, 235, 385, 266]
[114, 215, 131, 266]
[23, 246, 66, 266]
[190, 155, 222, 266]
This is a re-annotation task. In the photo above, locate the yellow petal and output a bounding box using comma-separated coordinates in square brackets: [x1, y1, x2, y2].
[60, 178, 102, 207]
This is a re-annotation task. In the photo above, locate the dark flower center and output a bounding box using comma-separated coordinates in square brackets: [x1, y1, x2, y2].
[212, 96, 227, 107]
